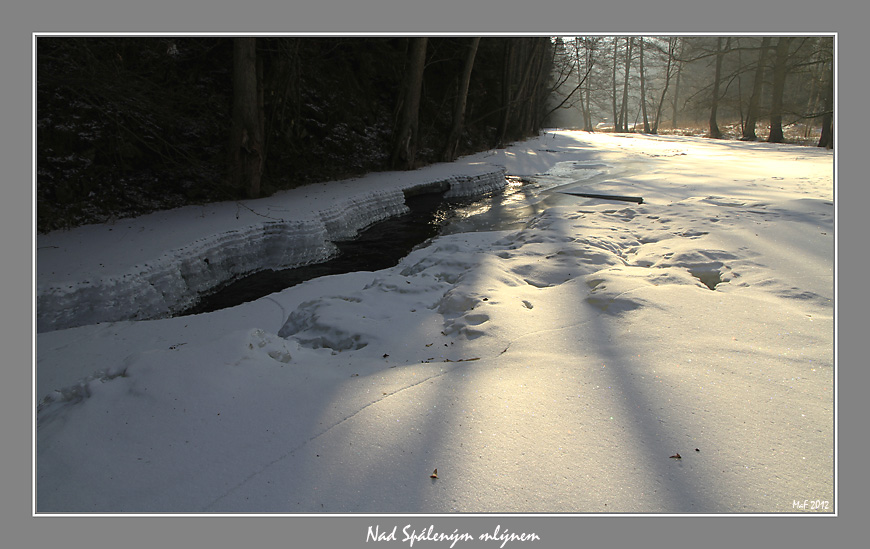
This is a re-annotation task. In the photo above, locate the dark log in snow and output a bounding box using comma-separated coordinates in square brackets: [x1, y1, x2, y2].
[562, 192, 644, 204]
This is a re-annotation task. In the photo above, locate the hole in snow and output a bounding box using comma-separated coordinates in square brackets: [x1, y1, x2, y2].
[689, 268, 723, 290]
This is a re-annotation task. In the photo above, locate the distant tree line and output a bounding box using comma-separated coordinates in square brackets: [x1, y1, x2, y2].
[546, 35, 834, 148]
[37, 36, 555, 232]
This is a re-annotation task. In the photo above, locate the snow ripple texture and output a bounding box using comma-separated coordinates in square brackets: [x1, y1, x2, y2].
[37, 169, 506, 333]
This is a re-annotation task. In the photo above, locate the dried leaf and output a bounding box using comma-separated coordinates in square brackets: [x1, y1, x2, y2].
[430, 469, 438, 479]
[670, 453, 682, 459]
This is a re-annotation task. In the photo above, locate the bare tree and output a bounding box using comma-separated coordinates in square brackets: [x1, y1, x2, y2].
[495, 40, 517, 147]
[442, 37, 481, 162]
[638, 37, 651, 133]
[767, 37, 792, 143]
[230, 37, 264, 198]
[391, 37, 428, 169]
[611, 38, 619, 131]
[518, 37, 551, 136]
[580, 38, 597, 131]
[545, 38, 596, 125]
[493, 37, 552, 144]
[671, 38, 684, 129]
[619, 37, 633, 131]
[817, 39, 834, 149]
[652, 37, 677, 133]
[708, 37, 729, 139]
[742, 37, 771, 140]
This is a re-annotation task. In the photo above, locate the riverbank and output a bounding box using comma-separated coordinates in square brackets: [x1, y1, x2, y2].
[37, 164, 506, 332]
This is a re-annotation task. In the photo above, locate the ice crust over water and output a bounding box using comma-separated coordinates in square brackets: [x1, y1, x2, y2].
[37, 168, 506, 333]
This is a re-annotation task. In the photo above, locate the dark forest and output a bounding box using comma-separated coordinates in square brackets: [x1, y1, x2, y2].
[36, 37, 554, 232]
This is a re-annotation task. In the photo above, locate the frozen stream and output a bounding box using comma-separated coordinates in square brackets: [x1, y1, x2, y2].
[36, 166, 509, 332]
[439, 160, 636, 234]
[186, 161, 631, 315]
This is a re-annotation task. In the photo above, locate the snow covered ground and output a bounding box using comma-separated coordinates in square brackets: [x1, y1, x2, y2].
[35, 130, 835, 514]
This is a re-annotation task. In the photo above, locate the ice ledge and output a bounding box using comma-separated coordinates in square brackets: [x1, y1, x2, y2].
[37, 166, 506, 332]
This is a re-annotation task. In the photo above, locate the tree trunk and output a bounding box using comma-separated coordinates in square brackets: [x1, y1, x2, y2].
[818, 107, 833, 149]
[736, 47, 745, 134]
[573, 38, 592, 132]
[391, 37, 428, 170]
[671, 38, 684, 129]
[583, 39, 594, 131]
[528, 37, 552, 135]
[495, 40, 516, 147]
[498, 38, 547, 143]
[611, 38, 619, 131]
[653, 37, 676, 134]
[256, 49, 265, 160]
[514, 38, 543, 138]
[230, 37, 264, 198]
[442, 37, 480, 162]
[805, 56, 822, 139]
[618, 37, 632, 132]
[517, 39, 536, 136]
[818, 58, 834, 149]
[639, 38, 651, 133]
[572, 39, 586, 130]
[742, 37, 771, 140]
[767, 37, 792, 143]
[709, 37, 727, 139]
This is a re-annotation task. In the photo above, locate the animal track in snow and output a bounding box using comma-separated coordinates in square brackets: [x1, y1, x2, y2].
[463, 313, 490, 326]
[442, 313, 489, 339]
[249, 328, 293, 363]
[277, 297, 370, 352]
[677, 229, 709, 239]
[602, 208, 639, 221]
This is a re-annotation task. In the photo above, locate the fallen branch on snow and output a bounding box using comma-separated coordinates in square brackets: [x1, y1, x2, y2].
[562, 192, 644, 204]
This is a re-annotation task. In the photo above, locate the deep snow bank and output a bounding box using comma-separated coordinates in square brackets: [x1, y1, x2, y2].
[37, 166, 506, 332]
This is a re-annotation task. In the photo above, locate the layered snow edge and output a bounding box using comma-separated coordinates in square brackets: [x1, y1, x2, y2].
[37, 168, 507, 333]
